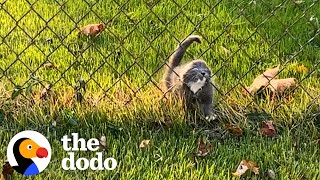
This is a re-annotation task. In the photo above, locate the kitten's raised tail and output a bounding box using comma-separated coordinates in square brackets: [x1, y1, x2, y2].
[164, 35, 202, 89]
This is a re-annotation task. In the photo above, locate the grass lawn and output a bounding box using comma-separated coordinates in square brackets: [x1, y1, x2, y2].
[0, 0, 320, 179]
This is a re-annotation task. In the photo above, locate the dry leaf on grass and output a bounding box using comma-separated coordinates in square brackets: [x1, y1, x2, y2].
[99, 136, 107, 151]
[268, 78, 296, 95]
[225, 124, 243, 136]
[247, 161, 259, 175]
[266, 169, 276, 179]
[232, 160, 249, 177]
[244, 66, 296, 99]
[195, 138, 212, 157]
[40, 84, 52, 100]
[243, 65, 279, 95]
[263, 65, 280, 78]
[80, 23, 104, 37]
[139, 139, 150, 149]
[100, 136, 106, 146]
[232, 160, 259, 177]
[43, 62, 56, 69]
[260, 121, 276, 136]
[1, 161, 14, 180]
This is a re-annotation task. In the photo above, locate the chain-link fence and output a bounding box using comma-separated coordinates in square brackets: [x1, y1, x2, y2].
[0, 0, 319, 119]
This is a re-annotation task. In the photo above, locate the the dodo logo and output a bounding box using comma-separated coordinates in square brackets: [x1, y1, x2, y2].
[7, 130, 51, 176]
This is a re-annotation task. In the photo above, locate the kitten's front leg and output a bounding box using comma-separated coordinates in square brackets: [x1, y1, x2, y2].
[202, 102, 217, 122]
[205, 113, 217, 122]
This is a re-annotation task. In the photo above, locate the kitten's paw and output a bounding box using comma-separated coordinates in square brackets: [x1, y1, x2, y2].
[205, 114, 217, 122]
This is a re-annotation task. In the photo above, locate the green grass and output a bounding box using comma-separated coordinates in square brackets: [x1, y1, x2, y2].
[0, 0, 320, 179]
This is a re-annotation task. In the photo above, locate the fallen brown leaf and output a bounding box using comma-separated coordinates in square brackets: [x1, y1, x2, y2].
[196, 138, 212, 157]
[232, 160, 249, 177]
[232, 160, 259, 177]
[247, 161, 259, 175]
[263, 65, 280, 78]
[80, 23, 104, 37]
[268, 78, 296, 95]
[225, 124, 243, 136]
[244, 65, 279, 95]
[139, 139, 150, 149]
[1, 161, 14, 180]
[40, 84, 51, 100]
[43, 62, 56, 69]
[260, 121, 276, 136]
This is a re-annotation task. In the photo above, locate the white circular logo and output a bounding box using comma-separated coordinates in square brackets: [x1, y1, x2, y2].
[7, 130, 51, 176]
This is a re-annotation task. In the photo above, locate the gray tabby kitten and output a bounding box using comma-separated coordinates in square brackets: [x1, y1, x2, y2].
[163, 35, 216, 120]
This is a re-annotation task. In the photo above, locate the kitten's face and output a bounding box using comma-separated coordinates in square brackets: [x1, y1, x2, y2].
[183, 60, 212, 93]
[183, 60, 211, 82]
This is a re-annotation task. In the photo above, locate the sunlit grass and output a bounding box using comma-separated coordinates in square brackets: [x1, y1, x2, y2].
[0, 0, 320, 179]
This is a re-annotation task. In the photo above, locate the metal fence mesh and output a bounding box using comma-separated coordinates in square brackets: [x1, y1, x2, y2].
[0, 0, 319, 118]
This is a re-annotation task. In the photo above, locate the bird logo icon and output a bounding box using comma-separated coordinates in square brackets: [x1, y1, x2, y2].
[7, 131, 51, 176]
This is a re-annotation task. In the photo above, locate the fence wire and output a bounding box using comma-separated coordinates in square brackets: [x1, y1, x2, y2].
[0, 0, 319, 117]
